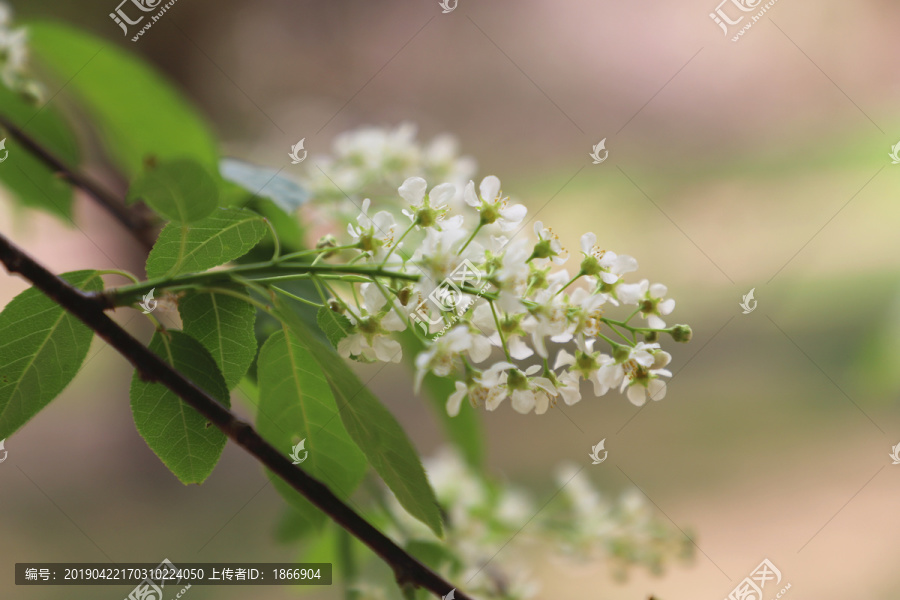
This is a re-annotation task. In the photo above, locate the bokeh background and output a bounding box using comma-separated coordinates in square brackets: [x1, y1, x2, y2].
[2, 0, 900, 598]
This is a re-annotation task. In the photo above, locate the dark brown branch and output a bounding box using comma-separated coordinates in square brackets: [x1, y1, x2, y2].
[0, 114, 156, 248]
[0, 231, 470, 600]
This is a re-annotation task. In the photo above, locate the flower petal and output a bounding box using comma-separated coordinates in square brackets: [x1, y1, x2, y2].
[398, 177, 427, 205]
[480, 175, 501, 203]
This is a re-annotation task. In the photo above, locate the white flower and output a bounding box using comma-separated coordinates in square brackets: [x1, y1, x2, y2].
[0, 5, 38, 98]
[471, 302, 533, 360]
[464, 176, 527, 231]
[531, 221, 568, 264]
[554, 340, 617, 397]
[347, 198, 399, 257]
[302, 123, 476, 219]
[522, 275, 575, 358]
[617, 343, 672, 406]
[478, 361, 518, 411]
[616, 280, 675, 329]
[337, 283, 405, 363]
[415, 326, 486, 392]
[553, 369, 582, 406]
[579, 232, 638, 286]
[510, 368, 557, 415]
[399, 176, 462, 230]
[445, 362, 514, 417]
[568, 286, 608, 337]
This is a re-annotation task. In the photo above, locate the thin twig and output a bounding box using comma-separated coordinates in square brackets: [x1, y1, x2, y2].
[0, 114, 156, 247]
[0, 231, 470, 600]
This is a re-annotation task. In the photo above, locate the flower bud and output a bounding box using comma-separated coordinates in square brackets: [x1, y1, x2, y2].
[669, 324, 692, 343]
[316, 234, 339, 258]
[327, 298, 344, 314]
[397, 286, 413, 307]
[644, 330, 659, 343]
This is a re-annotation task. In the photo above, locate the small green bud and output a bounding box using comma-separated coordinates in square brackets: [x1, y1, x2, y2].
[669, 324, 692, 343]
[397, 287, 413, 307]
[644, 330, 659, 343]
[316, 234, 338, 258]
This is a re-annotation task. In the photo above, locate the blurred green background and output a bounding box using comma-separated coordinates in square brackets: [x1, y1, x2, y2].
[1, 0, 900, 598]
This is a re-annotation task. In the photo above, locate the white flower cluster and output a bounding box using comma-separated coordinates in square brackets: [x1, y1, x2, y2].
[0, 3, 42, 102]
[300, 122, 476, 218]
[378, 450, 692, 599]
[321, 173, 691, 416]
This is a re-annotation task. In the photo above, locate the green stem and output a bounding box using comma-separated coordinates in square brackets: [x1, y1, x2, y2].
[264, 219, 281, 262]
[597, 332, 629, 349]
[105, 262, 420, 306]
[602, 316, 671, 334]
[489, 300, 512, 362]
[458, 223, 482, 254]
[270, 286, 325, 308]
[606, 324, 633, 345]
[337, 528, 361, 600]
[380, 224, 415, 266]
[95, 269, 140, 284]
[554, 271, 584, 296]
[623, 307, 641, 324]
[277, 244, 358, 263]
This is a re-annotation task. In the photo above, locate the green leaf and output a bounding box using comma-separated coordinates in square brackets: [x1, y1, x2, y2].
[179, 290, 257, 390]
[316, 305, 353, 348]
[28, 21, 219, 177]
[0, 270, 102, 439]
[275, 299, 444, 537]
[405, 540, 460, 572]
[399, 330, 484, 470]
[127, 159, 219, 223]
[145, 207, 268, 278]
[130, 330, 229, 484]
[0, 86, 80, 220]
[250, 197, 306, 250]
[220, 158, 310, 213]
[257, 328, 368, 526]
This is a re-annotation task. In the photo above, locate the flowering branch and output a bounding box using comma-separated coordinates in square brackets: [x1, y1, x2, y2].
[0, 231, 476, 600]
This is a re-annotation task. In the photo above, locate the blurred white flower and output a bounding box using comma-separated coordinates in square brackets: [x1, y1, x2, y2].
[337, 283, 405, 363]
